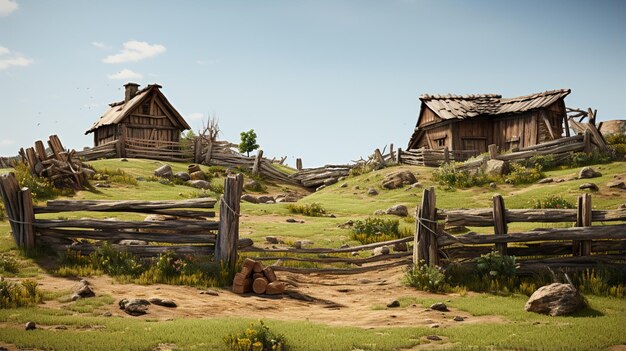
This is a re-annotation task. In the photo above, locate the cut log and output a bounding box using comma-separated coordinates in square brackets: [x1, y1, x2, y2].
[252, 277, 269, 294]
[253, 261, 264, 273]
[232, 278, 252, 294]
[262, 266, 277, 282]
[252, 273, 264, 280]
[233, 272, 248, 286]
[265, 281, 286, 295]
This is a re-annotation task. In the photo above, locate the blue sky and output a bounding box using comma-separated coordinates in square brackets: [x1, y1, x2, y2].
[0, 0, 624, 167]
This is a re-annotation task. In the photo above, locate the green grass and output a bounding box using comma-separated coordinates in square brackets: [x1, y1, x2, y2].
[63, 295, 116, 314]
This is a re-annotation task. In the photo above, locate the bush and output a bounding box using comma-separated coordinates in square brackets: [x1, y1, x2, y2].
[476, 251, 517, 279]
[351, 217, 409, 244]
[0, 202, 5, 221]
[432, 163, 496, 189]
[93, 168, 138, 186]
[224, 320, 287, 351]
[286, 203, 326, 217]
[13, 163, 63, 200]
[506, 163, 544, 184]
[60, 243, 144, 278]
[530, 195, 575, 209]
[606, 134, 626, 159]
[402, 261, 448, 293]
[518, 154, 557, 171]
[0, 253, 19, 274]
[0, 277, 43, 308]
[567, 150, 612, 167]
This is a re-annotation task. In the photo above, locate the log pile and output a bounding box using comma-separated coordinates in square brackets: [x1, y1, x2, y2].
[232, 258, 285, 295]
[0, 156, 19, 168]
[289, 164, 353, 189]
[19, 135, 91, 190]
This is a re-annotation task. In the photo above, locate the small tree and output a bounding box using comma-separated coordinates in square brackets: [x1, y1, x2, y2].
[239, 129, 259, 156]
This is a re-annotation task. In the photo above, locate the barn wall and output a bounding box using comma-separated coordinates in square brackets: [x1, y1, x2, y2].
[419, 106, 442, 127]
[119, 92, 182, 143]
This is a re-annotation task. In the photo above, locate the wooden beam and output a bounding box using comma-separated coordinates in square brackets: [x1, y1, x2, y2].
[541, 111, 556, 140]
[216, 174, 244, 271]
[492, 194, 507, 255]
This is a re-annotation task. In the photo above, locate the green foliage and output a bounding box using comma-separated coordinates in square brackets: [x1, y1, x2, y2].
[506, 163, 544, 185]
[0, 278, 43, 308]
[567, 150, 613, 167]
[59, 244, 144, 278]
[518, 154, 557, 171]
[605, 134, 626, 159]
[286, 203, 326, 217]
[224, 320, 287, 351]
[0, 253, 19, 274]
[432, 163, 491, 189]
[13, 163, 64, 200]
[349, 163, 376, 177]
[573, 268, 626, 298]
[93, 168, 138, 186]
[530, 194, 575, 209]
[239, 129, 260, 157]
[402, 261, 448, 293]
[476, 251, 517, 279]
[351, 217, 409, 244]
[0, 202, 5, 221]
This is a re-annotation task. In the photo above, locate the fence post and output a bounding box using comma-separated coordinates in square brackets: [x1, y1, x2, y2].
[444, 147, 450, 164]
[20, 187, 35, 249]
[0, 173, 23, 247]
[574, 193, 592, 256]
[296, 158, 303, 171]
[204, 140, 213, 165]
[492, 194, 508, 255]
[252, 150, 263, 176]
[193, 137, 202, 164]
[374, 148, 385, 165]
[389, 143, 396, 163]
[583, 129, 592, 153]
[414, 187, 437, 266]
[488, 144, 498, 160]
[397, 148, 402, 164]
[216, 173, 244, 271]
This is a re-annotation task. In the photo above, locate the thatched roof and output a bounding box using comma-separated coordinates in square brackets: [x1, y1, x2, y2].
[85, 84, 190, 134]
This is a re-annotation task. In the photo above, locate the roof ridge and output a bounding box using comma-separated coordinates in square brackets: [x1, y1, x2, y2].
[420, 93, 501, 101]
[501, 88, 571, 103]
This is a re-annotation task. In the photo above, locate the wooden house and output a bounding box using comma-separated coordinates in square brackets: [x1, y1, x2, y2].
[85, 83, 190, 146]
[407, 89, 571, 154]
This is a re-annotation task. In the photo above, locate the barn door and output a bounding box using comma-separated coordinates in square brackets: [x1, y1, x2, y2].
[462, 138, 487, 153]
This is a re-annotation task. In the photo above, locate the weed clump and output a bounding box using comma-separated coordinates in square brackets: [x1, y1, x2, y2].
[14, 163, 65, 200]
[224, 320, 287, 351]
[351, 217, 410, 244]
[0, 278, 43, 308]
[286, 203, 326, 217]
[0, 253, 20, 274]
[530, 195, 575, 209]
[93, 168, 138, 186]
[402, 261, 448, 293]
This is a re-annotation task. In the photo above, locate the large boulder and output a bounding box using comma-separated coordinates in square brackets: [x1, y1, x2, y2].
[386, 204, 408, 217]
[598, 119, 626, 136]
[174, 172, 190, 181]
[241, 194, 258, 204]
[189, 171, 206, 181]
[71, 279, 95, 301]
[578, 167, 602, 179]
[154, 165, 173, 178]
[382, 170, 417, 189]
[524, 283, 585, 316]
[187, 180, 210, 189]
[484, 159, 506, 176]
[607, 180, 626, 189]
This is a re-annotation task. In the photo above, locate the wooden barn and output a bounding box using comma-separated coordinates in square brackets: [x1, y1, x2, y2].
[407, 89, 572, 154]
[85, 83, 190, 146]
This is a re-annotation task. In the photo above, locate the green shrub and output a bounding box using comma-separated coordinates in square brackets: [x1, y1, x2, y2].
[567, 150, 612, 167]
[13, 163, 64, 200]
[606, 134, 626, 159]
[432, 163, 492, 189]
[349, 163, 376, 177]
[0, 253, 19, 274]
[506, 163, 544, 184]
[0, 277, 43, 308]
[351, 217, 409, 244]
[402, 261, 448, 293]
[530, 195, 575, 209]
[286, 203, 326, 217]
[476, 251, 517, 279]
[93, 168, 138, 186]
[224, 320, 287, 351]
[518, 154, 557, 171]
[60, 244, 144, 278]
[0, 202, 5, 221]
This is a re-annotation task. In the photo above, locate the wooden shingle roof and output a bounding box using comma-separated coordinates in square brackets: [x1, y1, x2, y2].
[420, 89, 571, 120]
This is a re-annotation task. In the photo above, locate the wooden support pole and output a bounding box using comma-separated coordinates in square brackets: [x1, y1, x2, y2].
[296, 158, 303, 171]
[443, 147, 450, 164]
[117, 125, 127, 158]
[427, 188, 439, 266]
[194, 137, 202, 164]
[397, 148, 402, 164]
[575, 193, 592, 256]
[20, 188, 35, 249]
[252, 150, 263, 176]
[563, 116, 571, 137]
[389, 143, 396, 163]
[374, 148, 385, 165]
[0, 173, 22, 246]
[204, 141, 213, 165]
[216, 173, 244, 271]
[488, 144, 498, 160]
[583, 129, 592, 153]
[414, 187, 437, 266]
[492, 194, 508, 255]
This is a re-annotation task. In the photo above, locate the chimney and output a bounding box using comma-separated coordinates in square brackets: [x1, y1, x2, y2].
[124, 82, 140, 102]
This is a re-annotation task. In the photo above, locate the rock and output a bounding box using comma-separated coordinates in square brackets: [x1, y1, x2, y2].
[148, 297, 177, 308]
[120, 158, 128, 162]
[73, 280, 95, 299]
[102, 311, 112, 317]
[426, 335, 442, 341]
[25, 321, 36, 330]
[187, 180, 210, 189]
[524, 283, 585, 316]
[484, 159, 506, 176]
[154, 165, 173, 178]
[381, 170, 417, 189]
[316, 185, 327, 192]
[386, 204, 408, 217]
[174, 172, 190, 181]
[393, 242, 408, 252]
[265, 236, 280, 244]
[607, 180, 626, 189]
[579, 183, 599, 191]
[429, 324, 440, 329]
[257, 195, 274, 203]
[340, 182, 348, 188]
[241, 194, 258, 203]
[373, 246, 390, 256]
[338, 176, 346, 181]
[120, 298, 150, 316]
[387, 300, 400, 308]
[538, 177, 554, 184]
[489, 182, 497, 189]
[188, 164, 201, 173]
[373, 209, 386, 215]
[189, 171, 206, 181]
[619, 203, 626, 210]
[339, 243, 350, 249]
[408, 182, 422, 189]
[244, 180, 262, 191]
[367, 188, 379, 196]
[118, 240, 148, 246]
[200, 289, 220, 296]
[94, 182, 110, 188]
[351, 251, 359, 256]
[324, 178, 338, 186]
[82, 168, 96, 178]
[555, 178, 565, 183]
[293, 240, 313, 249]
[430, 302, 448, 312]
[453, 316, 464, 322]
[598, 119, 626, 135]
[578, 167, 602, 179]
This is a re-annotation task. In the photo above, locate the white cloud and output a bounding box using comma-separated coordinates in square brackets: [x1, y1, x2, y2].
[0, 46, 33, 70]
[0, 139, 15, 146]
[103, 40, 166, 64]
[0, 0, 18, 16]
[107, 69, 143, 80]
[0, 46, 9, 55]
[186, 112, 204, 121]
[91, 41, 111, 50]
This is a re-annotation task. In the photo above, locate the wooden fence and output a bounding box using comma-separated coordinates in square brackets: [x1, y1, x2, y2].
[398, 147, 480, 167]
[0, 172, 246, 268]
[0, 156, 19, 168]
[415, 187, 626, 273]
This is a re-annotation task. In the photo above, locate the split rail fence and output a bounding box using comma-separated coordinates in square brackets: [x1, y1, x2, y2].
[0, 172, 246, 269]
[415, 187, 626, 274]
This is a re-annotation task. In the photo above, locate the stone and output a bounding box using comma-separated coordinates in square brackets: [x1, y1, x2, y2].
[453, 316, 464, 322]
[386, 204, 408, 217]
[120, 158, 128, 162]
[293, 240, 313, 249]
[316, 185, 327, 192]
[555, 179, 565, 183]
[188, 164, 201, 173]
[25, 321, 36, 330]
[174, 172, 190, 181]
[154, 165, 173, 178]
[118, 239, 148, 246]
[579, 183, 599, 191]
[367, 188, 379, 196]
[338, 176, 346, 181]
[340, 182, 348, 188]
[426, 335, 442, 341]
[381, 170, 417, 189]
[607, 180, 626, 189]
[200, 289, 220, 296]
[82, 168, 96, 178]
[339, 243, 350, 249]
[430, 302, 448, 312]
[120, 298, 150, 316]
[373, 209, 386, 215]
[598, 119, 626, 135]
[484, 159, 506, 176]
[187, 180, 210, 189]
[489, 182, 497, 189]
[241, 194, 258, 203]
[387, 300, 400, 308]
[538, 177, 554, 184]
[324, 178, 338, 186]
[373, 246, 390, 256]
[619, 203, 626, 210]
[94, 182, 110, 188]
[578, 167, 602, 179]
[189, 171, 206, 181]
[351, 251, 359, 256]
[429, 324, 440, 329]
[257, 195, 274, 203]
[148, 297, 177, 308]
[393, 242, 408, 252]
[524, 283, 585, 316]
[265, 236, 280, 244]
[102, 311, 112, 317]
[73, 280, 95, 299]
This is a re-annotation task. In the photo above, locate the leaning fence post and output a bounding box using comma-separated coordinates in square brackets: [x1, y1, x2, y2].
[389, 143, 396, 163]
[296, 158, 303, 171]
[0, 173, 23, 248]
[397, 148, 402, 164]
[252, 150, 263, 176]
[193, 137, 202, 164]
[216, 173, 244, 271]
[492, 194, 508, 255]
[488, 144, 498, 160]
[20, 187, 35, 249]
[414, 187, 437, 266]
[574, 193, 592, 256]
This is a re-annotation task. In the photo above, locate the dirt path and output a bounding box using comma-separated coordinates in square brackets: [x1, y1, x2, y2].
[36, 267, 504, 329]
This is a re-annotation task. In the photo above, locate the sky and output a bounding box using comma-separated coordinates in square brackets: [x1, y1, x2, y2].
[0, 0, 624, 167]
